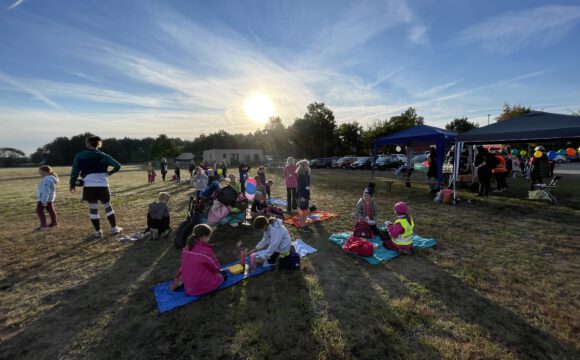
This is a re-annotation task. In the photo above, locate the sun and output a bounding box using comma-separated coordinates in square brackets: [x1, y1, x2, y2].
[244, 94, 276, 123]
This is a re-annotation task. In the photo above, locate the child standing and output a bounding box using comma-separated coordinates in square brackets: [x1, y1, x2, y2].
[171, 224, 225, 296]
[35, 165, 59, 231]
[239, 161, 251, 193]
[355, 185, 379, 236]
[284, 157, 298, 213]
[191, 166, 209, 197]
[257, 166, 270, 198]
[255, 175, 267, 195]
[296, 159, 311, 233]
[146, 162, 156, 183]
[145, 192, 171, 240]
[174, 162, 181, 183]
[384, 202, 414, 255]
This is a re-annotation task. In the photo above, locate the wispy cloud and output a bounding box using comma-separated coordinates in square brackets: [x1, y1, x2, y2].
[453, 5, 580, 53]
[415, 80, 461, 98]
[408, 25, 429, 46]
[0, 72, 62, 110]
[6, 0, 24, 11]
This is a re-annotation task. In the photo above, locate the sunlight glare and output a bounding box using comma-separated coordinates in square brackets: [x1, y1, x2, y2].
[244, 94, 276, 123]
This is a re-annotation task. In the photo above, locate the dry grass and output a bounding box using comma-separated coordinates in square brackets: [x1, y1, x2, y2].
[0, 166, 579, 359]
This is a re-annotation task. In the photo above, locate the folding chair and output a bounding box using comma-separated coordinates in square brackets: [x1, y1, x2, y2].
[530, 175, 561, 203]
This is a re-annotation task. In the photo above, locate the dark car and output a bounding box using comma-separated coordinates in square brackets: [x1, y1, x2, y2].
[374, 155, 403, 170]
[335, 156, 358, 168]
[350, 157, 373, 169]
[318, 157, 338, 168]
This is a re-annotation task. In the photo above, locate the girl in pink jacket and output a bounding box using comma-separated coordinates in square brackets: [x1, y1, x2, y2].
[283, 157, 298, 213]
[171, 224, 224, 296]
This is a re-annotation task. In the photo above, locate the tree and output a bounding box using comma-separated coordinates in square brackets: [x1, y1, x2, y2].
[496, 103, 532, 122]
[291, 102, 338, 158]
[336, 122, 363, 154]
[263, 116, 292, 157]
[0, 147, 27, 167]
[151, 134, 180, 160]
[445, 117, 479, 133]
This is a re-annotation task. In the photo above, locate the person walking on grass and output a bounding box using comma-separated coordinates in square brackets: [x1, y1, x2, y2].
[160, 157, 168, 181]
[174, 162, 181, 183]
[69, 135, 122, 238]
[283, 157, 298, 213]
[35, 165, 59, 231]
[296, 159, 312, 233]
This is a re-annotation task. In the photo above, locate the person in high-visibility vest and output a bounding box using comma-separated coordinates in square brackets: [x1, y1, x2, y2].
[492, 151, 508, 192]
[383, 202, 414, 255]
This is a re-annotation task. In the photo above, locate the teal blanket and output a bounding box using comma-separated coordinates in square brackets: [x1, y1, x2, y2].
[328, 231, 436, 265]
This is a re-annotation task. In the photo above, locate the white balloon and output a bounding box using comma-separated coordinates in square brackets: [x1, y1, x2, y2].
[396, 146, 402, 152]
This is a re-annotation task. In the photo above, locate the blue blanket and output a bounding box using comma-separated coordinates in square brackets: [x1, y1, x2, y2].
[152, 240, 318, 313]
[328, 231, 437, 265]
[200, 212, 247, 226]
[267, 197, 287, 207]
[153, 260, 273, 313]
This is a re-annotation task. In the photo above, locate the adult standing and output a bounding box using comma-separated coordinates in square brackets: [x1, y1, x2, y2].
[283, 157, 298, 213]
[426, 147, 438, 193]
[160, 157, 168, 181]
[474, 146, 494, 197]
[69, 135, 122, 238]
[188, 160, 196, 180]
[239, 161, 251, 193]
[492, 151, 508, 192]
[530, 146, 550, 190]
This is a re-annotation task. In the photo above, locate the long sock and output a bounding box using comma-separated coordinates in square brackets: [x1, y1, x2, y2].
[104, 202, 116, 227]
[89, 203, 100, 230]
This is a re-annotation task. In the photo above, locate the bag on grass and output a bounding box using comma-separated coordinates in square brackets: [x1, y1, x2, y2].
[343, 236, 374, 257]
[353, 220, 373, 239]
[277, 246, 301, 270]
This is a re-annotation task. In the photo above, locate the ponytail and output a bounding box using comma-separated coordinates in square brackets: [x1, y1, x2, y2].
[39, 165, 59, 184]
[187, 224, 212, 250]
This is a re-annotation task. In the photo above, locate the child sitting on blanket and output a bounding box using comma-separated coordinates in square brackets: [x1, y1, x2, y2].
[171, 224, 225, 295]
[145, 192, 171, 240]
[249, 216, 294, 266]
[383, 202, 414, 255]
[228, 174, 241, 193]
[355, 184, 379, 236]
[250, 191, 268, 218]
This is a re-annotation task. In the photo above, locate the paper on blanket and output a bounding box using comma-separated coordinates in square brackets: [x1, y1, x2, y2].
[283, 210, 338, 228]
[267, 197, 287, 207]
[254, 239, 317, 261]
[152, 260, 273, 314]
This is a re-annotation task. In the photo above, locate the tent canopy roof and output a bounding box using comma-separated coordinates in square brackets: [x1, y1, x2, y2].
[374, 124, 456, 146]
[457, 111, 580, 144]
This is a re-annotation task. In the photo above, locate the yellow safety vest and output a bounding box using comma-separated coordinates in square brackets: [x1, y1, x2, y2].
[393, 217, 414, 246]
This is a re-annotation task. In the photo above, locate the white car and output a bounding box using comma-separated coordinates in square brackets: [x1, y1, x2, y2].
[554, 155, 570, 163]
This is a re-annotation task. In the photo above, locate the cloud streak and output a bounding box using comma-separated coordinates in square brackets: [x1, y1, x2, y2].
[453, 5, 580, 53]
[0, 72, 62, 110]
[6, 0, 24, 11]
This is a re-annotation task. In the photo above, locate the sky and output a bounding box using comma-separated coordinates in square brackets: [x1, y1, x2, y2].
[1, 0, 580, 154]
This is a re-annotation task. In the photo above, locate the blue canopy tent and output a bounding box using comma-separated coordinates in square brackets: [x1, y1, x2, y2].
[373, 125, 457, 186]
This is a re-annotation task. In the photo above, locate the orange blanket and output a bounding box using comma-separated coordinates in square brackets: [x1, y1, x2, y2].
[283, 211, 338, 228]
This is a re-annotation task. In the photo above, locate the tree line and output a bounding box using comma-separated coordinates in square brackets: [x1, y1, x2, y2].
[2, 102, 541, 167]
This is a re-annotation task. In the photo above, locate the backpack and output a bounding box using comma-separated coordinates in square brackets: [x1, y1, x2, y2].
[343, 236, 374, 257]
[277, 246, 301, 270]
[353, 220, 374, 239]
[218, 185, 238, 207]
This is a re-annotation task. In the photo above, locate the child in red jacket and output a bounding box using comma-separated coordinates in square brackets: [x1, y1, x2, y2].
[171, 224, 224, 296]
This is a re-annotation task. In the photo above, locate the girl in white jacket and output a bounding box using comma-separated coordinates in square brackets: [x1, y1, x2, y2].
[249, 216, 292, 265]
[35, 165, 59, 230]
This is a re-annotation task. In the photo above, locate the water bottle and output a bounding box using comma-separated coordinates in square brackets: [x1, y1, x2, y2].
[240, 248, 247, 267]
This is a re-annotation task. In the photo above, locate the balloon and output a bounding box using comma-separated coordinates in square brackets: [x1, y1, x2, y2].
[566, 147, 576, 156]
[547, 151, 557, 160]
[557, 149, 566, 156]
[217, 168, 223, 175]
[520, 150, 527, 156]
[421, 161, 429, 167]
[534, 150, 542, 158]
[511, 149, 519, 155]
[396, 146, 402, 152]
[244, 178, 257, 200]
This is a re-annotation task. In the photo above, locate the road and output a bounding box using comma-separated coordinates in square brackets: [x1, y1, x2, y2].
[554, 162, 580, 175]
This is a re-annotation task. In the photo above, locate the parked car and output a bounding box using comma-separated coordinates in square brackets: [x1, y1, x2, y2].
[350, 157, 373, 169]
[319, 157, 339, 168]
[410, 154, 428, 165]
[374, 155, 404, 170]
[554, 155, 571, 164]
[391, 154, 408, 163]
[335, 156, 358, 168]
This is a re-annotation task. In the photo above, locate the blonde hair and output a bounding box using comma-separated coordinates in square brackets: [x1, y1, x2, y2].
[39, 165, 59, 183]
[286, 157, 295, 165]
[158, 192, 170, 203]
[296, 159, 310, 175]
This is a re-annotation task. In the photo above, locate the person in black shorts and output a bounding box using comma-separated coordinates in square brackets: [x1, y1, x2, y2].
[69, 136, 122, 238]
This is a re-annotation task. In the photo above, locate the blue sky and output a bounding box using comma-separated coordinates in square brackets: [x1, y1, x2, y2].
[1, 0, 580, 154]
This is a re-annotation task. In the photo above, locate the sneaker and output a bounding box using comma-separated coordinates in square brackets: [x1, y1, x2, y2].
[48, 223, 59, 228]
[94, 229, 103, 238]
[299, 226, 312, 233]
[111, 227, 123, 235]
[34, 226, 49, 231]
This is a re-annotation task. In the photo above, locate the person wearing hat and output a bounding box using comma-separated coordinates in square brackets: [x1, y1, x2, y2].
[355, 183, 379, 236]
[529, 146, 550, 190]
[383, 202, 414, 255]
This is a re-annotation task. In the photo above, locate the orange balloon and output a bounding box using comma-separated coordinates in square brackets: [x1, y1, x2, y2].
[566, 147, 576, 156]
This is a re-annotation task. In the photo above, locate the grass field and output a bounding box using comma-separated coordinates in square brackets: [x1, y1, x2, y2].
[0, 166, 579, 359]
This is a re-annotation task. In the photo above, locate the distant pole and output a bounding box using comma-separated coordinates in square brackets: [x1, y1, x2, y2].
[487, 114, 490, 125]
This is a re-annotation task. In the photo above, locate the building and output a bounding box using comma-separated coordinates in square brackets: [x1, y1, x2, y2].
[202, 149, 264, 166]
[175, 152, 194, 163]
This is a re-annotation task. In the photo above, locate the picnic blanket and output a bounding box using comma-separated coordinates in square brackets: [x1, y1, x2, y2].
[200, 212, 247, 226]
[328, 231, 437, 265]
[283, 210, 338, 228]
[152, 240, 317, 313]
[117, 231, 146, 243]
[267, 197, 287, 207]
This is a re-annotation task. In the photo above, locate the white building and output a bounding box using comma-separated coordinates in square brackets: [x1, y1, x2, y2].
[203, 149, 264, 166]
